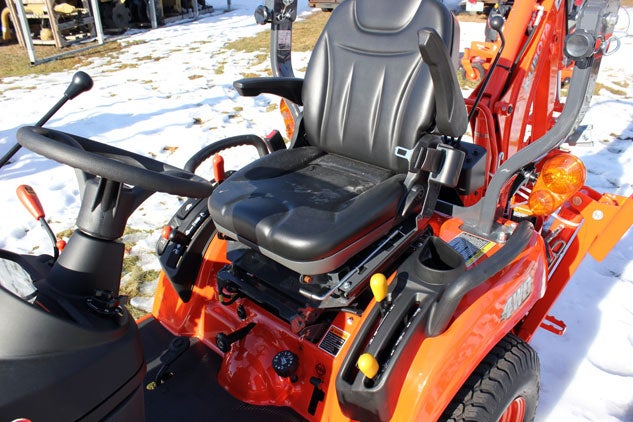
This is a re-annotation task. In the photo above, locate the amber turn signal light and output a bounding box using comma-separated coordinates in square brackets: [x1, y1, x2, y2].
[280, 99, 295, 140]
[528, 153, 586, 216]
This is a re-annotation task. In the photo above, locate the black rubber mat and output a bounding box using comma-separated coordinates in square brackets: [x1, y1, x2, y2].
[139, 317, 305, 421]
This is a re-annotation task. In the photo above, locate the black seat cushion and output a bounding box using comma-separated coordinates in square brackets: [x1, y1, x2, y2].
[208, 147, 405, 274]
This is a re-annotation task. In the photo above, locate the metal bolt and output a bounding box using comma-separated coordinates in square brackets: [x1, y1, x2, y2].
[347, 317, 354, 325]
[592, 210, 604, 220]
[572, 196, 582, 206]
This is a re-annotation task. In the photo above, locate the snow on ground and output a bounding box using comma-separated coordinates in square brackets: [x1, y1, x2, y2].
[1, 1, 632, 420]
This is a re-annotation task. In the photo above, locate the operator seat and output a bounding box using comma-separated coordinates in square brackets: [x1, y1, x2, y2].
[208, 0, 466, 276]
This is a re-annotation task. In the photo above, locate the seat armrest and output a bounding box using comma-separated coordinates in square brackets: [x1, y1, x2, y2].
[417, 28, 468, 138]
[233, 77, 304, 106]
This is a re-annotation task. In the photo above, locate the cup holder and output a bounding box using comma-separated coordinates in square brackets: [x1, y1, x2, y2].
[415, 236, 466, 285]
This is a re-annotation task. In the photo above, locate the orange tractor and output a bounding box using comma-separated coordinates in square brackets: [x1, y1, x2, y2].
[1, 0, 631, 420]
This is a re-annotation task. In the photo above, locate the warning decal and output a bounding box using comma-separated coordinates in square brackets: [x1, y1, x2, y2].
[318, 325, 350, 357]
[448, 232, 496, 266]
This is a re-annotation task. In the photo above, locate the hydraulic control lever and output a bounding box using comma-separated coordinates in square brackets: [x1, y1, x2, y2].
[468, 14, 506, 123]
[16, 184, 64, 261]
[0, 71, 93, 169]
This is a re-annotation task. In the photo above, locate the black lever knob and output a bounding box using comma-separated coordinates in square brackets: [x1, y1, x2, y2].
[254, 5, 271, 25]
[64, 71, 94, 100]
[488, 14, 505, 33]
[216, 322, 256, 353]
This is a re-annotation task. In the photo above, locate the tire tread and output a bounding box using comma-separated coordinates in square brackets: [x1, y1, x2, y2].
[440, 334, 540, 422]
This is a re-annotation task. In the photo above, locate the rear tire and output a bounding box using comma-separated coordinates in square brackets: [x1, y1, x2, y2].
[440, 334, 540, 422]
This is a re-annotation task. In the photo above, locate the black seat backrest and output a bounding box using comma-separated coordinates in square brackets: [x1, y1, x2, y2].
[302, 0, 460, 173]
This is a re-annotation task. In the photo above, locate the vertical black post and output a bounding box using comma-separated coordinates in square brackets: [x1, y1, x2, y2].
[269, 0, 300, 121]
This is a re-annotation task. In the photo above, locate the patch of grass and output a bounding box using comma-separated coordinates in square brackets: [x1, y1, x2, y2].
[120, 252, 158, 319]
[215, 62, 225, 74]
[225, 12, 330, 54]
[457, 68, 480, 90]
[101, 62, 140, 73]
[254, 53, 268, 65]
[121, 256, 159, 288]
[138, 269, 159, 283]
[120, 39, 149, 48]
[189, 74, 204, 80]
[162, 145, 179, 153]
[594, 82, 627, 97]
[57, 228, 74, 239]
[225, 31, 267, 54]
[290, 12, 330, 51]
[121, 277, 140, 298]
[123, 226, 152, 236]
[4, 85, 37, 91]
[241, 72, 261, 78]
[0, 40, 135, 78]
[122, 255, 141, 277]
[455, 12, 487, 22]
[266, 103, 278, 112]
[125, 305, 147, 320]
[612, 80, 630, 89]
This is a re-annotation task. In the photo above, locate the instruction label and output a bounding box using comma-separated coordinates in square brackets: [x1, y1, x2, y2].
[278, 30, 292, 50]
[318, 325, 350, 357]
[448, 232, 496, 266]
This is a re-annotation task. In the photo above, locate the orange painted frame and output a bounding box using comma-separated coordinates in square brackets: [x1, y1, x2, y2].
[151, 215, 552, 420]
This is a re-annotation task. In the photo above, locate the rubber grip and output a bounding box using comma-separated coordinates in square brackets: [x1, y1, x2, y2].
[16, 184, 45, 220]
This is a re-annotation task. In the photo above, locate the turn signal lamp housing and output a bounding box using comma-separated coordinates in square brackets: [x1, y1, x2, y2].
[280, 99, 295, 140]
[528, 153, 586, 216]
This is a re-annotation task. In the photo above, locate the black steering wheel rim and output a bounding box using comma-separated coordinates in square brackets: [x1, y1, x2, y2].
[17, 126, 213, 198]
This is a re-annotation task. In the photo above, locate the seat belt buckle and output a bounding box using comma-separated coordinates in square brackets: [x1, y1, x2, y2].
[394, 145, 424, 172]
[394, 146, 415, 163]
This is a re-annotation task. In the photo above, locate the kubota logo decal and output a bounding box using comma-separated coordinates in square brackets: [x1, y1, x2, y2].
[501, 275, 533, 321]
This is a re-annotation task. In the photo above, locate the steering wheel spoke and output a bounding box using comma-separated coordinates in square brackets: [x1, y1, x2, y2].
[16, 126, 214, 240]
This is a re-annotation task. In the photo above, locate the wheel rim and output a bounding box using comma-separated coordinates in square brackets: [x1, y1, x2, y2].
[499, 396, 526, 422]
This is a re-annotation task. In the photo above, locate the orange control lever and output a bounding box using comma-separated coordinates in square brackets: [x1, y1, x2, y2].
[16, 185, 45, 220]
[213, 153, 225, 183]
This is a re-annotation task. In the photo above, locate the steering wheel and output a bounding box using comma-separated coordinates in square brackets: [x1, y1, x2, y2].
[17, 126, 213, 198]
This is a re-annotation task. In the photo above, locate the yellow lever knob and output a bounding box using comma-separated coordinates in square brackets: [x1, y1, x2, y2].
[357, 353, 379, 379]
[370, 273, 388, 303]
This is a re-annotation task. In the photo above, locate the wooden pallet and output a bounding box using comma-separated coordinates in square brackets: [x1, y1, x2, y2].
[6, 0, 96, 48]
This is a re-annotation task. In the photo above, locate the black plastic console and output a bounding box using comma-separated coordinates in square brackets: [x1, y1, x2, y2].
[0, 285, 145, 421]
[336, 235, 465, 421]
[157, 196, 217, 302]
